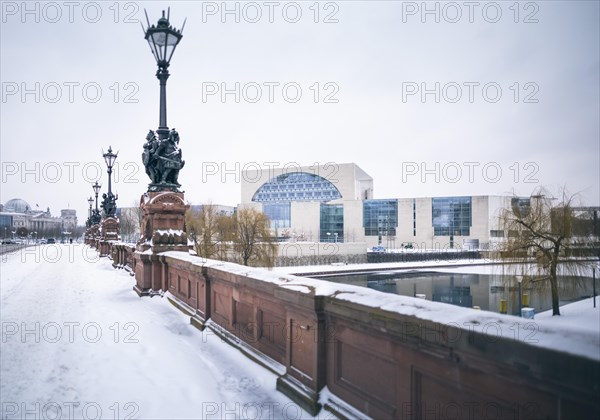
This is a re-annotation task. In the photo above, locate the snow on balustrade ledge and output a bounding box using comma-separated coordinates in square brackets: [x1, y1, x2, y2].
[160, 251, 600, 362]
[155, 229, 185, 235]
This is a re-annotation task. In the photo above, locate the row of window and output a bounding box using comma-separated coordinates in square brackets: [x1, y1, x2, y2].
[260, 182, 334, 191]
[432, 197, 472, 237]
[261, 198, 474, 239]
[320, 204, 344, 242]
[363, 199, 398, 237]
[263, 203, 291, 229]
[254, 190, 339, 202]
[252, 172, 342, 203]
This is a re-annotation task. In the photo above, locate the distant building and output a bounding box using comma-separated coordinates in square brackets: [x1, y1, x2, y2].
[0, 198, 77, 239]
[188, 204, 236, 216]
[60, 209, 78, 232]
[239, 163, 525, 250]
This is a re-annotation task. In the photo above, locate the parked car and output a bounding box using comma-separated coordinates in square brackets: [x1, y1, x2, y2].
[46, 238, 56, 244]
[1, 240, 14, 244]
[40, 239, 47, 244]
[371, 246, 387, 253]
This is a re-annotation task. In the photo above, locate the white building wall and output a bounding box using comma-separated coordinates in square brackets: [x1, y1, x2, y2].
[340, 200, 365, 243]
[290, 201, 320, 242]
[467, 196, 491, 248]
[397, 198, 415, 245]
[415, 198, 435, 248]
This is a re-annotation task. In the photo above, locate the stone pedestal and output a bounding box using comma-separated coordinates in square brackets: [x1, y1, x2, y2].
[99, 217, 119, 257]
[88, 225, 100, 248]
[133, 191, 189, 297]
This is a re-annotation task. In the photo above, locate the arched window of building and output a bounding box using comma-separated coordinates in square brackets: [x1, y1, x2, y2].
[252, 172, 342, 230]
[251, 172, 342, 203]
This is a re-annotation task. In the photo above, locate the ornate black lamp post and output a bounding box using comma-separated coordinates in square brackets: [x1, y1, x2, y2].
[142, 8, 185, 140]
[140, 9, 186, 193]
[101, 146, 118, 218]
[133, 6, 189, 285]
[91, 181, 102, 225]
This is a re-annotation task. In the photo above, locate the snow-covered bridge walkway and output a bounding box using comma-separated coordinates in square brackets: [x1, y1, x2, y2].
[1, 244, 319, 419]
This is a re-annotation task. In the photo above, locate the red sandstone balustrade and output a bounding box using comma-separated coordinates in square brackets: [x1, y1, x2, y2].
[132, 251, 600, 418]
[108, 243, 136, 274]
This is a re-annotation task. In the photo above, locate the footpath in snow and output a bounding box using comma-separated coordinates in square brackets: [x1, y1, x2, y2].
[0, 245, 326, 420]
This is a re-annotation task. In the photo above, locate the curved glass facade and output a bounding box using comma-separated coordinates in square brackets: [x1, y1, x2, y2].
[252, 172, 343, 236]
[251, 172, 342, 203]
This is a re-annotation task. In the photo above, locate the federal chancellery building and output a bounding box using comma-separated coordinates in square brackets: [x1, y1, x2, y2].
[240, 163, 517, 250]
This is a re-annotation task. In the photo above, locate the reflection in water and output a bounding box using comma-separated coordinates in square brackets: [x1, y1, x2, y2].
[313, 270, 596, 315]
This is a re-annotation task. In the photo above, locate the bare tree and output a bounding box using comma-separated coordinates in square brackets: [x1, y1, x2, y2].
[214, 211, 235, 261]
[233, 207, 277, 267]
[118, 201, 142, 243]
[186, 204, 221, 260]
[497, 187, 599, 315]
[119, 211, 136, 243]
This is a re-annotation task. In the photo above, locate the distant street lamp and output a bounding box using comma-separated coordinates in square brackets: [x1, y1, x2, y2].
[593, 264, 598, 309]
[334, 232, 338, 243]
[142, 8, 185, 140]
[92, 181, 102, 225]
[326, 232, 331, 242]
[101, 146, 118, 218]
[517, 276, 523, 317]
[87, 196, 93, 226]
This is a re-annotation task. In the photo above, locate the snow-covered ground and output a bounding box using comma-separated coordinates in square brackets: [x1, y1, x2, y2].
[274, 258, 501, 275]
[274, 258, 599, 277]
[0, 245, 324, 419]
[536, 297, 600, 335]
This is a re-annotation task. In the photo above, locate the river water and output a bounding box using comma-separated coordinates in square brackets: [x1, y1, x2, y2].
[313, 268, 597, 315]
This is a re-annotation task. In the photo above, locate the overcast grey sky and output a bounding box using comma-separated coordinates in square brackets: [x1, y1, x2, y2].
[1, 1, 599, 222]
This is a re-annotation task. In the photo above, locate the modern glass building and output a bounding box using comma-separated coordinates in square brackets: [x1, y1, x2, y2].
[240, 163, 525, 249]
[320, 204, 344, 242]
[262, 203, 291, 229]
[431, 197, 472, 236]
[363, 199, 398, 237]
